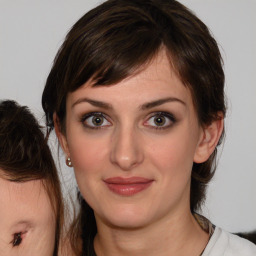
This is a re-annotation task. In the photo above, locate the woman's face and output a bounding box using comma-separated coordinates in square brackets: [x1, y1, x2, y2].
[60, 50, 212, 229]
[0, 174, 56, 256]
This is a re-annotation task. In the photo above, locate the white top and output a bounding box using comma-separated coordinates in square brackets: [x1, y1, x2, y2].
[202, 227, 256, 255]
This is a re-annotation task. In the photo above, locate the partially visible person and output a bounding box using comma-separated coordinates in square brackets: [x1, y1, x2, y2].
[0, 100, 64, 256]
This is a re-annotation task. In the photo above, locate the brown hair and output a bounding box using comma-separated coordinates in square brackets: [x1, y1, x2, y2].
[42, 0, 226, 254]
[0, 100, 64, 256]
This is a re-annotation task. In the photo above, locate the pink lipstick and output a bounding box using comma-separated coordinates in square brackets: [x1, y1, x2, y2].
[104, 177, 153, 196]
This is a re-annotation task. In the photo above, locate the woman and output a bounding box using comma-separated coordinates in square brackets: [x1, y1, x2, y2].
[42, 0, 256, 255]
[0, 100, 64, 255]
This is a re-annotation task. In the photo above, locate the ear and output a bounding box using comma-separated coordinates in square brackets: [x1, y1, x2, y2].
[53, 113, 70, 156]
[194, 115, 224, 163]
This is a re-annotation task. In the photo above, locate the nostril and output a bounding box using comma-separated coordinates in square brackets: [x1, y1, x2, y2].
[112, 154, 142, 171]
[110, 129, 144, 170]
[10, 229, 29, 247]
[12, 232, 22, 247]
[10, 221, 33, 247]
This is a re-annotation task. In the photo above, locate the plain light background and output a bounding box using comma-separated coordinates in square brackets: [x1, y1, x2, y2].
[0, 0, 255, 233]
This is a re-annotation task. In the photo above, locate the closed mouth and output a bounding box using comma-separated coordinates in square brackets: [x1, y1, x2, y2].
[104, 177, 154, 196]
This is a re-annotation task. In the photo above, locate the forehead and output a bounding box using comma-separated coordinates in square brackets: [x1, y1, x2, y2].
[68, 49, 194, 110]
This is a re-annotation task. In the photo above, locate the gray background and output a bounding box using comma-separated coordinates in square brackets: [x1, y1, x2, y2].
[1, 0, 255, 232]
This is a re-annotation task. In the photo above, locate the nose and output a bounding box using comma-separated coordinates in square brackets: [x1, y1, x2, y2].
[110, 125, 144, 171]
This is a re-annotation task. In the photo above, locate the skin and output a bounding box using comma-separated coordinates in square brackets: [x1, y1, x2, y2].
[57, 49, 223, 256]
[0, 173, 56, 256]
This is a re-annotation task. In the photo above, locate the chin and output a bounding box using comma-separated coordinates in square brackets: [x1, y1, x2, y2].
[109, 217, 149, 230]
[99, 205, 152, 230]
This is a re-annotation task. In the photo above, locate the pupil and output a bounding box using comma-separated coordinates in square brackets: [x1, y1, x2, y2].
[93, 116, 103, 126]
[154, 116, 165, 126]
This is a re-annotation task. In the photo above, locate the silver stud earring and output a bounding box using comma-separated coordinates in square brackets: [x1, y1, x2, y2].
[66, 157, 73, 167]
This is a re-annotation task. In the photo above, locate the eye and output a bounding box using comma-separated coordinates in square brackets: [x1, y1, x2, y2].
[81, 112, 111, 129]
[12, 232, 22, 247]
[144, 112, 175, 129]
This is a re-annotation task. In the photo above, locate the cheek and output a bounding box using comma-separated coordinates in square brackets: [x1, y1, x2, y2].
[146, 130, 199, 201]
[67, 134, 110, 198]
[69, 136, 108, 172]
[148, 132, 197, 174]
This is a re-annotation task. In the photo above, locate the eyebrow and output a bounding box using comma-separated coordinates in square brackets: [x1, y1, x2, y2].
[141, 97, 186, 110]
[72, 98, 112, 109]
[72, 97, 185, 110]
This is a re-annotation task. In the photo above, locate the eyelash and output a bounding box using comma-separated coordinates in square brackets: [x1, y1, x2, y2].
[80, 111, 176, 130]
[11, 232, 22, 247]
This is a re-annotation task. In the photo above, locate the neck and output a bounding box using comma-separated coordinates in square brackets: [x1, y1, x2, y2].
[94, 210, 209, 256]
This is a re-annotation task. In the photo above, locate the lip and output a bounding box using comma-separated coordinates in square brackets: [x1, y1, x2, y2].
[104, 177, 154, 196]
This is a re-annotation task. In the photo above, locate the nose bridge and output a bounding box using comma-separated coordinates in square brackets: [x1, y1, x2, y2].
[110, 122, 143, 171]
